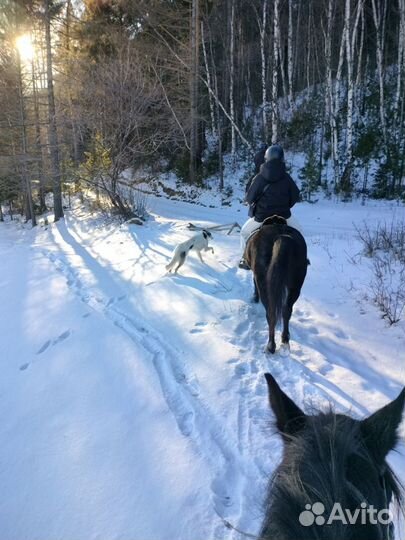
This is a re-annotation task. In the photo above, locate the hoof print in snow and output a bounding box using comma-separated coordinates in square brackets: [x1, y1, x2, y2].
[211, 478, 233, 512]
[334, 329, 348, 340]
[234, 362, 249, 377]
[178, 411, 194, 436]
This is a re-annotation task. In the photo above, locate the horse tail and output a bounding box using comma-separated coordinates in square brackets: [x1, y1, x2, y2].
[266, 236, 291, 329]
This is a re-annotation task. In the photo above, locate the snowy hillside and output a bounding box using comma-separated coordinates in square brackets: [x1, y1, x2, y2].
[1, 195, 404, 540]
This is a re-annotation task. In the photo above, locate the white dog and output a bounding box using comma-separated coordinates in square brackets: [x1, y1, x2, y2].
[166, 230, 214, 273]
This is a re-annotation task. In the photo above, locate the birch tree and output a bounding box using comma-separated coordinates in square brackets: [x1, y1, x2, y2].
[371, 0, 388, 150]
[344, 0, 362, 186]
[287, 0, 294, 107]
[394, 0, 405, 123]
[229, 0, 236, 156]
[201, 21, 216, 139]
[255, 0, 268, 139]
[189, 0, 200, 182]
[271, 0, 280, 144]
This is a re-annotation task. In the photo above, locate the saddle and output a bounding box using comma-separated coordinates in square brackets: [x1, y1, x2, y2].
[246, 215, 288, 244]
[262, 215, 287, 227]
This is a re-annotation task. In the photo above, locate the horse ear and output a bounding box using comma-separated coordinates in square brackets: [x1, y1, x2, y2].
[264, 373, 306, 436]
[361, 387, 405, 461]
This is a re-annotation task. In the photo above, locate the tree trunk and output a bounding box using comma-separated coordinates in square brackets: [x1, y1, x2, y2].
[344, 0, 362, 191]
[16, 50, 36, 226]
[271, 0, 280, 143]
[371, 0, 388, 150]
[355, 2, 365, 87]
[394, 0, 405, 123]
[31, 52, 46, 213]
[189, 0, 200, 182]
[256, 0, 268, 139]
[44, 0, 64, 220]
[201, 21, 216, 139]
[287, 0, 294, 107]
[229, 0, 236, 157]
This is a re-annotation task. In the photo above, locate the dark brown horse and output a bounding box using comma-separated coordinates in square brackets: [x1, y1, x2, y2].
[245, 216, 308, 353]
[261, 373, 404, 539]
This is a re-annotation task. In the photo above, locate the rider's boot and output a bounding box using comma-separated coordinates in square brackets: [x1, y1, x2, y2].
[238, 257, 250, 270]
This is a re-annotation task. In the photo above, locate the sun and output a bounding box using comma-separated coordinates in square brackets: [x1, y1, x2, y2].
[16, 34, 35, 62]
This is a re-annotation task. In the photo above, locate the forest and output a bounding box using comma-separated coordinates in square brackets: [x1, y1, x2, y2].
[0, 0, 404, 224]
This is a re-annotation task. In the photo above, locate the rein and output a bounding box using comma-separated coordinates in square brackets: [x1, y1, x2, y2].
[215, 512, 268, 540]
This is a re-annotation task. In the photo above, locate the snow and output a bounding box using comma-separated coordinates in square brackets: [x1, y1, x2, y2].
[1, 193, 404, 540]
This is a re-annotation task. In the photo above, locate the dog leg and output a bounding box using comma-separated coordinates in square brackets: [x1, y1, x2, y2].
[175, 251, 187, 273]
[197, 250, 205, 263]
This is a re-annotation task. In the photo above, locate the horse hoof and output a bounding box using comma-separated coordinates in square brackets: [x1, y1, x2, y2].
[265, 343, 276, 354]
[280, 343, 290, 357]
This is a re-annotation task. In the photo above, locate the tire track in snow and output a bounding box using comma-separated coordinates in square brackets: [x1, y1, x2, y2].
[40, 247, 253, 535]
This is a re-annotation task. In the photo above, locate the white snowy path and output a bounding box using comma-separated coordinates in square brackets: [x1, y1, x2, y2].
[0, 197, 404, 540]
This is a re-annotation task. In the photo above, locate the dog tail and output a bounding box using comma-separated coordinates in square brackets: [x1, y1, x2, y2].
[266, 236, 291, 329]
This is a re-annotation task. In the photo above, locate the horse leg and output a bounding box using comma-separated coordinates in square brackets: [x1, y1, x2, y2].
[265, 309, 276, 354]
[281, 288, 300, 346]
[252, 277, 259, 303]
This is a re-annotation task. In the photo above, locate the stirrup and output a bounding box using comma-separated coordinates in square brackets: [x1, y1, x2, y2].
[238, 258, 250, 270]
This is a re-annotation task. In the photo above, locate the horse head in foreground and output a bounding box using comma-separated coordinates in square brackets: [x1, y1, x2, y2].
[261, 373, 405, 540]
[245, 216, 308, 353]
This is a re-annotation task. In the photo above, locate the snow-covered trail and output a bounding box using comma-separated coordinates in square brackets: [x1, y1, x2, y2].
[1, 196, 404, 540]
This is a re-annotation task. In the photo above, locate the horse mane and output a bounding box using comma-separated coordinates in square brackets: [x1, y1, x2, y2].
[262, 408, 404, 539]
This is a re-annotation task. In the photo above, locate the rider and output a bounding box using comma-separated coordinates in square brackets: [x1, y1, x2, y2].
[239, 144, 301, 269]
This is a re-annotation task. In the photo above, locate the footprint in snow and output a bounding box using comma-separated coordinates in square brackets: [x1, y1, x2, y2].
[234, 362, 249, 377]
[190, 321, 208, 334]
[211, 476, 233, 515]
[306, 326, 319, 335]
[36, 340, 51, 355]
[334, 329, 349, 340]
[190, 328, 203, 334]
[178, 411, 194, 436]
[52, 330, 71, 345]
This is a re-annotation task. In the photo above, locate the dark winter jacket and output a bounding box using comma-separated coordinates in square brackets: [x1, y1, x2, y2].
[245, 160, 300, 222]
